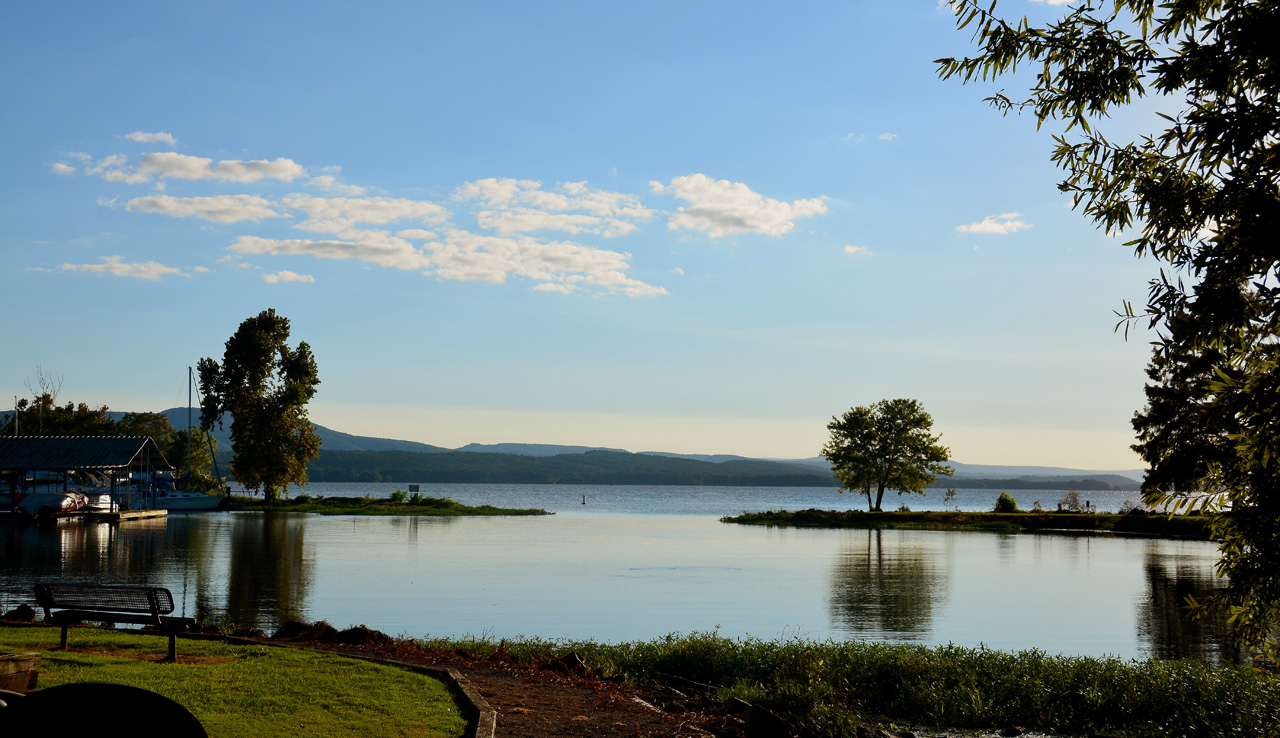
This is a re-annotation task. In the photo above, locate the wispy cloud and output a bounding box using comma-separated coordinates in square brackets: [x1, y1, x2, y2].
[652, 174, 827, 237]
[83, 153, 307, 184]
[955, 213, 1031, 235]
[231, 229, 666, 297]
[142, 153, 306, 182]
[125, 194, 288, 223]
[124, 131, 177, 146]
[60, 256, 187, 280]
[49, 162, 76, 175]
[455, 178, 654, 237]
[87, 155, 150, 184]
[876, 133, 898, 142]
[282, 195, 450, 233]
[263, 270, 314, 284]
[308, 174, 366, 196]
[844, 245, 871, 255]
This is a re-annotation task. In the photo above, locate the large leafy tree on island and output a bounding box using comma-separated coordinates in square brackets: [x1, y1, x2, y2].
[198, 309, 321, 503]
[822, 399, 953, 512]
[937, 0, 1279, 659]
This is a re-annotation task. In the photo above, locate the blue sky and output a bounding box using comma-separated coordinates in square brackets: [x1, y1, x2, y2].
[1, 1, 1162, 467]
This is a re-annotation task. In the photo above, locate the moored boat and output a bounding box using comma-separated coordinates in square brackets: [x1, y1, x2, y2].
[17, 491, 88, 518]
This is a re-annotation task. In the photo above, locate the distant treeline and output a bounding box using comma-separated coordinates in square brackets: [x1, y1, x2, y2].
[930, 477, 1140, 491]
[305, 449, 843, 487]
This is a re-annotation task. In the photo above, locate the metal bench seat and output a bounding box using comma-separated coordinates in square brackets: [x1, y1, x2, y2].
[34, 583, 195, 662]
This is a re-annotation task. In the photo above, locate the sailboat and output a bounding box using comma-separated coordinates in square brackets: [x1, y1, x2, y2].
[150, 367, 223, 512]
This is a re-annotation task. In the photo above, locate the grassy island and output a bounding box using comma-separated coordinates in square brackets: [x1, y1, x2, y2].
[229, 493, 551, 516]
[722, 508, 1212, 539]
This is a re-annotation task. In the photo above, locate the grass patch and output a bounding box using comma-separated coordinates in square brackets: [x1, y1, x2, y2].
[723, 509, 1212, 539]
[229, 493, 550, 516]
[1, 625, 469, 738]
[416, 632, 1278, 738]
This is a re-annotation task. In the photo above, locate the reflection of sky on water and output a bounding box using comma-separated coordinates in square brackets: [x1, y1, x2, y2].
[0, 492, 1231, 661]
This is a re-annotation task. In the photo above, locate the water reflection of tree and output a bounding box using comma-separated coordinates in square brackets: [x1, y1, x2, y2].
[829, 529, 948, 639]
[1136, 543, 1242, 665]
[224, 513, 313, 632]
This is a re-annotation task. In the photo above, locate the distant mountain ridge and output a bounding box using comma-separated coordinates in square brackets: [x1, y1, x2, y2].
[13, 406, 1142, 486]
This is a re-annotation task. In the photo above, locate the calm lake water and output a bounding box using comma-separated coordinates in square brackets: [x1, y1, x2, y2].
[0, 483, 1237, 664]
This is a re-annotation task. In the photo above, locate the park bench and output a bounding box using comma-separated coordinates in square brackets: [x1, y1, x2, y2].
[34, 583, 195, 662]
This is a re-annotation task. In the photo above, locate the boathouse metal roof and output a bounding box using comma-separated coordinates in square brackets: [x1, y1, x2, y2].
[0, 436, 173, 472]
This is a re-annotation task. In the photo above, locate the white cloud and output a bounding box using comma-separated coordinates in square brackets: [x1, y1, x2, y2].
[844, 245, 870, 255]
[308, 175, 367, 196]
[877, 133, 899, 142]
[125, 195, 287, 223]
[141, 152, 306, 183]
[64, 151, 91, 162]
[532, 282, 575, 294]
[87, 155, 150, 184]
[232, 233, 429, 270]
[124, 131, 177, 146]
[282, 195, 450, 233]
[456, 178, 654, 237]
[671, 267, 685, 276]
[1029, 0, 1073, 4]
[955, 213, 1032, 235]
[60, 256, 187, 280]
[396, 229, 439, 240]
[50, 163, 76, 175]
[231, 228, 666, 297]
[654, 174, 828, 237]
[192, 266, 212, 273]
[263, 270, 314, 284]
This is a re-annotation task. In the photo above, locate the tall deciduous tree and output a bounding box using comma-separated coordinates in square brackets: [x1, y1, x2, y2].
[198, 309, 320, 503]
[937, 0, 1280, 659]
[822, 399, 953, 511]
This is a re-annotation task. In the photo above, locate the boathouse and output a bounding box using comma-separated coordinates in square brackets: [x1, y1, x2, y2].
[0, 436, 173, 500]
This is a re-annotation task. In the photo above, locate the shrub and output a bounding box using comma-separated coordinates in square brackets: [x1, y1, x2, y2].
[1059, 490, 1083, 513]
[389, 489, 408, 503]
[993, 492, 1021, 513]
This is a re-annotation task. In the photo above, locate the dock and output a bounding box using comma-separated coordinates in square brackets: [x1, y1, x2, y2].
[1, 509, 168, 523]
[85, 509, 168, 523]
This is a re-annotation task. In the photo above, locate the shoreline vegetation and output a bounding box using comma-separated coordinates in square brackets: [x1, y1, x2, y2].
[722, 509, 1213, 539]
[228, 493, 551, 516]
[7, 623, 1272, 738]
[420, 631, 1276, 738]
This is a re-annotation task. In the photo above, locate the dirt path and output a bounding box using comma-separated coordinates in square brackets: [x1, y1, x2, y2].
[298, 638, 729, 738]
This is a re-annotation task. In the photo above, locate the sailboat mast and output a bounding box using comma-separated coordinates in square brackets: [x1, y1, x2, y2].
[187, 366, 193, 490]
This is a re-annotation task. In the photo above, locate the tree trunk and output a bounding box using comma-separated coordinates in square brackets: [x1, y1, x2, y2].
[874, 483, 886, 512]
[864, 486, 874, 511]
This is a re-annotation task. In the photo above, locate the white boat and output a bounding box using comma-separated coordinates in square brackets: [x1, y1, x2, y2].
[150, 489, 223, 511]
[17, 491, 88, 518]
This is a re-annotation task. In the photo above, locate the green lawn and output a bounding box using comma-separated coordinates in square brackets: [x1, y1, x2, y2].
[1, 625, 469, 738]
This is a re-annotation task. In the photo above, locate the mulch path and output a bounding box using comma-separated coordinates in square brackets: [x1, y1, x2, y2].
[259, 621, 743, 738]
